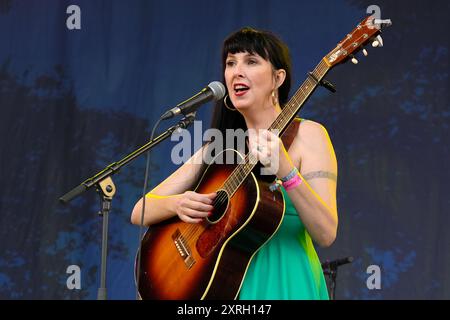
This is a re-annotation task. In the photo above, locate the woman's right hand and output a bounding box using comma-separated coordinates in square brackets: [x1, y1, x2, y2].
[175, 191, 216, 223]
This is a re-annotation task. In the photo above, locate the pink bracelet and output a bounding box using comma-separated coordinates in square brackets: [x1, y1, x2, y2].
[282, 174, 302, 191]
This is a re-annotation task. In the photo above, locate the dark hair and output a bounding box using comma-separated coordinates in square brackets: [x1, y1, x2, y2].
[210, 27, 292, 134]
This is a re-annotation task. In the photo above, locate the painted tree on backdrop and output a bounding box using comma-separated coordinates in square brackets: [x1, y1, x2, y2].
[0, 61, 156, 299]
[312, 0, 449, 299]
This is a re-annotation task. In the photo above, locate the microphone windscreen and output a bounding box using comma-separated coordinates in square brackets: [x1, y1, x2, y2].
[208, 81, 226, 100]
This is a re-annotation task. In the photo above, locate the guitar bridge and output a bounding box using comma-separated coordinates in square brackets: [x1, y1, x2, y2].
[172, 229, 196, 269]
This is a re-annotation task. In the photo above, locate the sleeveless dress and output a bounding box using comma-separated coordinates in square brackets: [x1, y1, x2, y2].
[238, 187, 329, 300]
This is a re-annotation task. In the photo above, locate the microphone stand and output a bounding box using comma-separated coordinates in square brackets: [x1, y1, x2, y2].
[321, 256, 353, 300]
[59, 113, 196, 300]
[323, 265, 338, 300]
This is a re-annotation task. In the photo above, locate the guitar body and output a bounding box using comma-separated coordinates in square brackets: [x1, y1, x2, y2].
[136, 149, 285, 299]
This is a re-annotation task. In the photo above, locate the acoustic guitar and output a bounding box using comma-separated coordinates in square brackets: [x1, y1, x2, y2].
[135, 15, 391, 299]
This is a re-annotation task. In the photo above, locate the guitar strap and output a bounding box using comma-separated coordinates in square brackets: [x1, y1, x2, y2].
[280, 117, 301, 150]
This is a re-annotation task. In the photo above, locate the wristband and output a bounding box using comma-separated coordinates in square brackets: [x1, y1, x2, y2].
[282, 174, 302, 191]
[281, 167, 299, 182]
[269, 167, 301, 192]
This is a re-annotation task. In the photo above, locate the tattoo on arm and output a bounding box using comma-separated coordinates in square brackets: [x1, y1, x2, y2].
[302, 170, 337, 182]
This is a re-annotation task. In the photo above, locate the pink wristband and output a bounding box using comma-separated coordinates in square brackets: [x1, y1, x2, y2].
[282, 174, 302, 191]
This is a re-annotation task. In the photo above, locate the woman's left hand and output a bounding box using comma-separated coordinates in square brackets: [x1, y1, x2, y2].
[248, 129, 293, 178]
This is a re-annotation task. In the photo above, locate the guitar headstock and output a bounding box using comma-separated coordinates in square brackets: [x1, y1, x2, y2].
[325, 15, 392, 67]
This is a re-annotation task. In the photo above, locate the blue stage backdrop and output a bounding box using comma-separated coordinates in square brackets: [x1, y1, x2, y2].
[0, 0, 448, 299]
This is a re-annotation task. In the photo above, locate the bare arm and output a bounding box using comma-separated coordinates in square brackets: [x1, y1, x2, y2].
[284, 120, 338, 247]
[130, 144, 215, 226]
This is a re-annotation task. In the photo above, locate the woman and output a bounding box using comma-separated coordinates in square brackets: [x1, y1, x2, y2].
[131, 27, 338, 300]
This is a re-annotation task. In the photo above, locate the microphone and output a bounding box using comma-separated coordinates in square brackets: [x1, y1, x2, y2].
[160, 81, 226, 120]
[321, 256, 354, 270]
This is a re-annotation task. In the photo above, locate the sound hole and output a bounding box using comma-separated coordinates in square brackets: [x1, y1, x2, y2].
[207, 190, 229, 224]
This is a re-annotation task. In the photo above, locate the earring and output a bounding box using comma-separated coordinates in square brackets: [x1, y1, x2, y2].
[224, 94, 237, 111]
[271, 90, 278, 106]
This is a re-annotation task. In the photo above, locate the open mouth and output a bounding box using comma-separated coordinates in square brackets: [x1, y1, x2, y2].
[234, 83, 250, 95]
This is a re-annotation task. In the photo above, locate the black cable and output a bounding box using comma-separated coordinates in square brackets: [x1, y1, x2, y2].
[135, 117, 163, 300]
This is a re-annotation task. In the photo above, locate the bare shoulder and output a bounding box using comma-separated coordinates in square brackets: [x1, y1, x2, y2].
[289, 119, 333, 156]
[295, 119, 334, 151]
[286, 118, 337, 176]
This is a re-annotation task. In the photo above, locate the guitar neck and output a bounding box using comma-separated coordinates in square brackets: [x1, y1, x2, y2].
[221, 58, 331, 196]
[270, 59, 331, 133]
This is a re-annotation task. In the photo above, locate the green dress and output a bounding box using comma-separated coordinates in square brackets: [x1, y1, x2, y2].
[238, 187, 329, 300]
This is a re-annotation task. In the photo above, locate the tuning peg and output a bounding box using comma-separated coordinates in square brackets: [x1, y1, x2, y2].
[362, 49, 368, 56]
[372, 35, 384, 48]
[374, 19, 392, 28]
[351, 56, 358, 64]
[376, 35, 383, 47]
